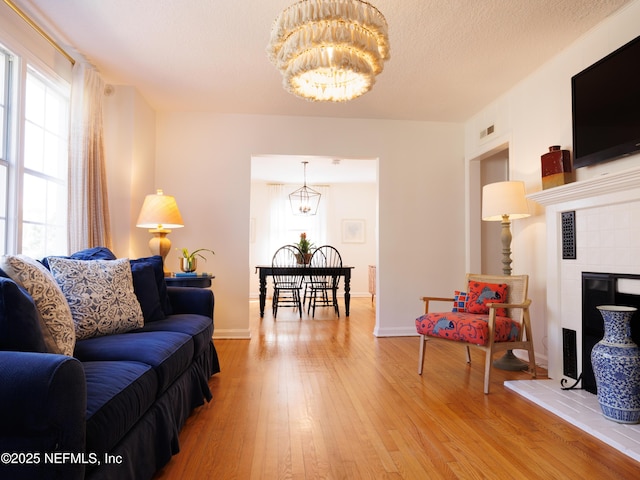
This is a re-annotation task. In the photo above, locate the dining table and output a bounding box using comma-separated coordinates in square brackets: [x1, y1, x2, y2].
[255, 264, 354, 317]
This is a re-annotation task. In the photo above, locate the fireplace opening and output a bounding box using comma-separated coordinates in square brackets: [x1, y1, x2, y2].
[581, 272, 640, 394]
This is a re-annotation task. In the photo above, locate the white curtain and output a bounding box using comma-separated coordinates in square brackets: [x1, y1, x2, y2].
[267, 183, 329, 259]
[268, 184, 288, 257]
[68, 62, 112, 252]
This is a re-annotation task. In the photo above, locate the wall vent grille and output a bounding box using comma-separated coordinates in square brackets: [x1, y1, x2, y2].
[561, 210, 576, 260]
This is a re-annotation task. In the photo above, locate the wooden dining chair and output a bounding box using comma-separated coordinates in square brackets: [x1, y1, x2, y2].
[307, 245, 342, 318]
[415, 273, 536, 394]
[271, 245, 304, 319]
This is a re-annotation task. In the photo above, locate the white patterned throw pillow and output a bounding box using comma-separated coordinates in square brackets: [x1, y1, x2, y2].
[0, 255, 75, 356]
[48, 257, 144, 340]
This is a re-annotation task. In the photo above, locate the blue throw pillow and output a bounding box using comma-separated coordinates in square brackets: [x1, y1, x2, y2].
[129, 256, 172, 316]
[0, 275, 47, 352]
[130, 263, 165, 323]
[41, 246, 117, 269]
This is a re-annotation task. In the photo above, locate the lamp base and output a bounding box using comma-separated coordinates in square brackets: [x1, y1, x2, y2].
[493, 350, 529, 371]
[148, 229, 172, 276]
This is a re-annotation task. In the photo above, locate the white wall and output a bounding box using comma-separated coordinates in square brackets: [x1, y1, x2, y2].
[464, 0, 640, 370]
[103, 85, 157, 259]
[152, 113, 464, 339]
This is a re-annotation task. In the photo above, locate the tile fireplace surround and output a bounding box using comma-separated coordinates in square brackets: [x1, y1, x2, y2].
[510, 165, 640, 462]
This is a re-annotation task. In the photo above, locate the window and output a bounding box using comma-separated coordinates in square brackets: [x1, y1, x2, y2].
[0, 44, 70, 258]
[0, 48, 9, 255]
[267, 184, 328, 257]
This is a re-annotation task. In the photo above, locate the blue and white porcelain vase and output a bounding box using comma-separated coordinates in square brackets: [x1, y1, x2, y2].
[591, 305, 640, 424]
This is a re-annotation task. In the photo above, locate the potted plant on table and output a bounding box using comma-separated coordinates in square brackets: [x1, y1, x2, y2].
[179, 248, 215, 273]
[294, 233, 314, 264]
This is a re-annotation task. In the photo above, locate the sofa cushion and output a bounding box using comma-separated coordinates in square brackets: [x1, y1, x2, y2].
[137, 314, 213, 358]
[0, 277, 47, 352]
[130, 256, 172, 316]
[74, 331, 194, 395]
[83, 360, 158, 455]
[48, 257, 144, 340]
[415, 311, 521, 346]
[131, 262, 166, 323]
[0, 255, 75, 356]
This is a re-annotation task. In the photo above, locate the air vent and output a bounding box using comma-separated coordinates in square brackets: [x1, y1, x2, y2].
[561, 211, 576, 260]
[479, 124, 495, 139]
[563, 328, 578, 379]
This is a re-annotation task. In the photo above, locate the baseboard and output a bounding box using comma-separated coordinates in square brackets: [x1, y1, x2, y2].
[213, 329, 251, 339]
[373, 325, 418, 337]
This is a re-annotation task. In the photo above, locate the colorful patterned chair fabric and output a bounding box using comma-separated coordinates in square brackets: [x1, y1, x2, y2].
[415, 273, 536, 394]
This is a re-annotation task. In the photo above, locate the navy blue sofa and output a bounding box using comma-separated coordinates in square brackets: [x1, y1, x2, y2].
[0, 250, 220, 480]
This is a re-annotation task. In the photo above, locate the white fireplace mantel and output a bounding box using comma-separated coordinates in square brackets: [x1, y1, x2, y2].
[526, 164, 640, 381]
[528, 165, 640, 208]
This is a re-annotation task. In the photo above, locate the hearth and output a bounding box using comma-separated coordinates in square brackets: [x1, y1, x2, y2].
[581, 272, 640, 393]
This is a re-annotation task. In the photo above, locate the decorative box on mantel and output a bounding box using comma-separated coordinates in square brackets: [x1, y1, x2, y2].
[541, 145, 573, 190]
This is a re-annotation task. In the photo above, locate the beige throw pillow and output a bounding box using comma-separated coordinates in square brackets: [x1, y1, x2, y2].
[0, 254, 75, 356]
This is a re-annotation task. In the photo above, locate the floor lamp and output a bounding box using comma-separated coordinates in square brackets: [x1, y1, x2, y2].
[482, 180, 530, 370]
[136, 189, 184, 276]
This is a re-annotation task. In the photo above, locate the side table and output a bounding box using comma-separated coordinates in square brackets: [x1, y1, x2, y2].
[165, 274, 214, 288]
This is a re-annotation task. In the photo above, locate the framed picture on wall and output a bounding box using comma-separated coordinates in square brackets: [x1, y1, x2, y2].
[342, 219, 365, 243]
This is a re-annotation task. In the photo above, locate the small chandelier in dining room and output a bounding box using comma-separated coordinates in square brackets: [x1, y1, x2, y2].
[290, 161, 322, 215]
[267, 0, 391, 102]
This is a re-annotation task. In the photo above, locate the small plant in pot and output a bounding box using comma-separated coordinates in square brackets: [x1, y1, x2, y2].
[294, 233, 314, 264]
[179, 248, 215, 273]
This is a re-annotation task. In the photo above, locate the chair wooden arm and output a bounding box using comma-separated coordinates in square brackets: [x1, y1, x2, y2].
[486, 299, 532, 310]
[420, 296, 455, 314]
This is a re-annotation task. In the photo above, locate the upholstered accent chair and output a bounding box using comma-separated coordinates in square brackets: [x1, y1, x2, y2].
[415, 273, 536, 394]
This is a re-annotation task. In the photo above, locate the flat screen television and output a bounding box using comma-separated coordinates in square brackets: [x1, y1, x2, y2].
[572, 34, 640, 168]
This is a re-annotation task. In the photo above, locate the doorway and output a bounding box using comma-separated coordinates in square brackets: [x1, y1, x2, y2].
[249, 155, 378, 302]
[478, 148, 508, 274]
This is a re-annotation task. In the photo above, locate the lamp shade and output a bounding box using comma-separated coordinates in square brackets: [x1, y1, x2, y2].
[136, 189, 184, 230]
[482, 181, 530, 221]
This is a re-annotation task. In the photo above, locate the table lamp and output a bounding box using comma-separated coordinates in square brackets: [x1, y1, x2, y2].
[482, 180, 530, 370]
[136, 189, 184, 275]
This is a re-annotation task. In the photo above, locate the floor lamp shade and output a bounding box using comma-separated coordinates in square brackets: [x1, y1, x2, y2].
[481, 180, 531, 371]
[481, 181, 529, 221]
[136, 189, 184, 274]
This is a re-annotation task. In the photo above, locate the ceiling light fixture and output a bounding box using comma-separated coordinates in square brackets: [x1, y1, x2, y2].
[289, 161, 321, 215]
[267, 0, 390, 102]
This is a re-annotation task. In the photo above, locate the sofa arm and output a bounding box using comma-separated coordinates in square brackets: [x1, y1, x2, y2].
[0, 351, 86, 480]
[167, 286, 214, 318]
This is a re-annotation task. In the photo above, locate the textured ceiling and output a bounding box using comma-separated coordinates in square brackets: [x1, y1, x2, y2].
[10, 0, 633, 184]
[16, 0, 632, 123]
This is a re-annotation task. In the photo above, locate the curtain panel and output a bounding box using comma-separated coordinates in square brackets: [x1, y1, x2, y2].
[68, 62, 112, 252]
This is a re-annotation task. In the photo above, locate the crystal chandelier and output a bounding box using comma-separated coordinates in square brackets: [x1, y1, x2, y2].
[289, 161, 321, 215]
[267, 0, 390, 102]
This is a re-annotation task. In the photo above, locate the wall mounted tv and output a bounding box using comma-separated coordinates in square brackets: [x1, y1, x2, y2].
[572, 34, 640, 169]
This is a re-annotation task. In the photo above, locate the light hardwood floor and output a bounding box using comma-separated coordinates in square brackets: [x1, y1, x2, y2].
[154, 298, 640, 479]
